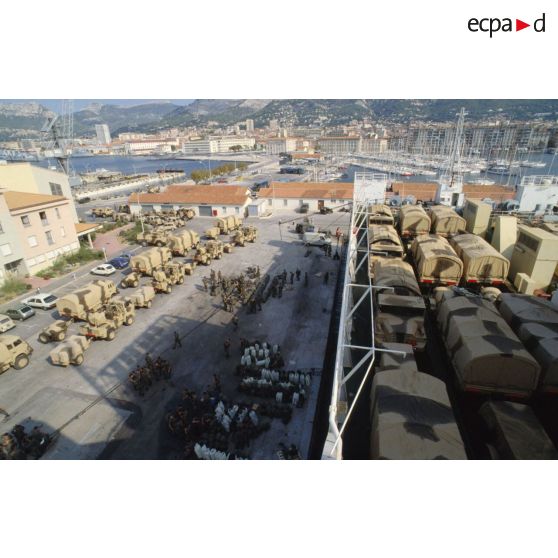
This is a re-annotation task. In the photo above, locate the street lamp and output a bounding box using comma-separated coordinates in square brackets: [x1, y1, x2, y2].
[136, 189, 145, 234]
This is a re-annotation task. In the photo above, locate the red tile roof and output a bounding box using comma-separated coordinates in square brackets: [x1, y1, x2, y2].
[390, 182, 515, 201]
[260, 182, 353, 199]
[129, 185, 250, 206]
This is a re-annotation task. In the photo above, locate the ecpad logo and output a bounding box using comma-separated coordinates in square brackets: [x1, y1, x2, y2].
[468, 13, 546, 37]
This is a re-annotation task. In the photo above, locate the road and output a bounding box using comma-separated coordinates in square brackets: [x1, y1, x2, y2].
[0, 210, 351, 459]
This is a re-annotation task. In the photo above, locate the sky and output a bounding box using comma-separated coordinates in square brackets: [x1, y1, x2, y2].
[0, 99, 194, 112]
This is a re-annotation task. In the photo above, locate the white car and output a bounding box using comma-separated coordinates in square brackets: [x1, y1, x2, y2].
[23, 293, 59, 310]
[0, 314, 16, 333]
[91, 264, 117, 276]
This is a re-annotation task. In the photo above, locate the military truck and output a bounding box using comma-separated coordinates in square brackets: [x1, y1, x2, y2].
[108, 297, 136, 325]
[131, 247, 172, 276]
[49, 335, 91, 367]
[164, 262, 186, 285]
[223, 243, 234, 254]
[91, 207, 115, 219]
[38, 319, 73, 343]
[183, 262, 197, 275]
[152, 269, 173, 294]
[206, 240, 224, 260]
[137, 229, 169, 247]
[178, 208, 195, 220]
[79, 299, 134, 341]
[0, 335, 33, 373]
[232, 226, 257, 247]
[216, 215, 242, 234]
[205, 226, 221, 240]
[120, 271, 140, 289]
[56, 279, 118, 320]
[194, 245, 212, 266]
[167, 230, 200, 256]
[129, 286, 155, 309]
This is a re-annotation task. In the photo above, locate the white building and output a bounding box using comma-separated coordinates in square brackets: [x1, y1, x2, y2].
[95, 124, 111, 145]
[516, 175, 558, 213]
[245, 119, 254, 132]
[182, 137, 255, 155]
[316, 136, 361, 155]
[124, 138, 179, 154]
[266, 138, 297, 155]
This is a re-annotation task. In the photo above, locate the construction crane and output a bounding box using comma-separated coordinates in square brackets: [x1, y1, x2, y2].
[41, 99, 74, 175]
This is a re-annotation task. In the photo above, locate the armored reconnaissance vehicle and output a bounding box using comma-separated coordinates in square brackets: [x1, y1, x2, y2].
[205, 227, 221, 240]
[0, 335, 33, 373]
[164, 262, 186, 285]
[79, 299, 135, 340]
[129, 286, 155, 309]
[205, 240, 224, 260]
[56, 279, 117, 321]
[232, 226, 258, 247]
[137, 229, 169, 247]
[152, 269, 173, 294]
[120, 271, 141, 289]
[49, 335, 91, 367]
[38, 319, 73, 344]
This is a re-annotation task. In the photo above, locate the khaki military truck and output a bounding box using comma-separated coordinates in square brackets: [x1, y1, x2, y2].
[56, 279, 118, 321]
[131, 247, 172, 276]
[178, 208, 195, 220]
[91, 207, 115, 219]
[0, 335, 33, 373]
[167, 229, 200, 256]
[194, 245, 212, 266]
[129, 286, 155, 309]
[164, 262, 186, 285]
[137, 228, 169, 247]
[205, 226, 221, 240]
[152, 269, 173, 294]
[232, 226, 257, 247]
[223, 243, 234, 254]
[38, 319, 73, 344]
[183, 262, 197, 275]
[120, 271, 140, 289]
[206, 240, 224, 260]
[216, 215, 242, 234]
[79, 298, 134, 341]
[49, 335, 91, 367]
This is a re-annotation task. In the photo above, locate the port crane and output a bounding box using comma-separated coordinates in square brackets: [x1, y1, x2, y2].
[40, 99, 74, 175]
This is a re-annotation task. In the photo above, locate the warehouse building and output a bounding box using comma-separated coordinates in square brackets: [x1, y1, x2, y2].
[129, 185, 252, 217]
[258, 182, 353, 211]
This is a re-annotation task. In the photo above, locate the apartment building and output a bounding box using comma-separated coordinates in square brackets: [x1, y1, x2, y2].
[0, 190, 81, 279]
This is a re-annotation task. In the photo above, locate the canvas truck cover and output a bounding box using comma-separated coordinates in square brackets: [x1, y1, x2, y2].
[370, 367, 467, 460]
[411, 234, 463, 285]
[437, 295, 541, 396]
[56, 281, 113, 319]
[375, 297, 426, 349]
[430, 206, 466, 235]
[399, 205, 431, 237]
[368, 225, 404, 257]
[479, 401, 558, 460]
[370, 257, 421, 296]
[516, 323, 558, 392]
[368, 204, 394, 226]
[450, 233, 510, 284]
[497, 293, 558, 332]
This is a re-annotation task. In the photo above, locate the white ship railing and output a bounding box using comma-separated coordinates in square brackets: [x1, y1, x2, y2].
[323, 174, 406, 459]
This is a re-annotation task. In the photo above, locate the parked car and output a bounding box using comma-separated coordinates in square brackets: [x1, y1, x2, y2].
[299, 203, 310, 214]
[5, 304, 36, 321]
[108, 255, 131, 269]
[0, 314, 16, 333]
[91, 264, 117, 276]
[303, 232, 332, 247]
[23, 293, 58, 310]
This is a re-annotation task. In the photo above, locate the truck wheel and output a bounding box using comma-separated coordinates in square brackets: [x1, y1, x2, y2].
[142, 241, 148, 247]
[14, 354, 29, 370]
[38, 333, 49, 344]
[107, 329, 116, 341]
[125, 316, 134, 325]
[57, 331, 66, 342]
[178, 277, 184, 285]
[146, 300, 152, 308]
[133, 281, 139, 287]
[74, 354, 84, 366]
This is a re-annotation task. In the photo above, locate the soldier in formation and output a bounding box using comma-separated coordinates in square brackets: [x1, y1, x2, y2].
[128, 354, 172, 395]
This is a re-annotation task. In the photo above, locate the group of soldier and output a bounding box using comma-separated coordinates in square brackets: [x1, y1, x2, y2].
[128, 353, 172, 396]
[202, 268, 261, 313]
[1, 424, 51, 460]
